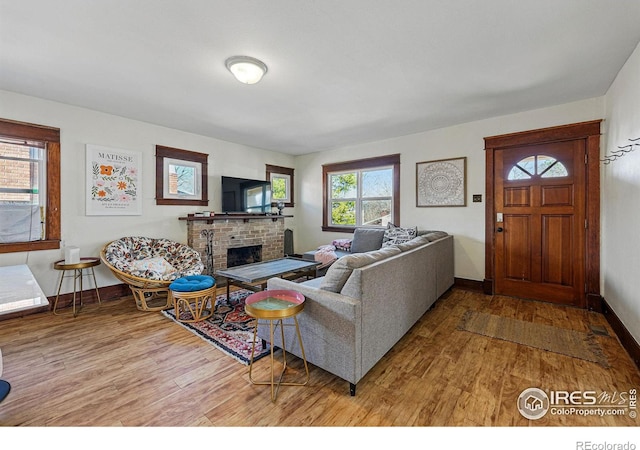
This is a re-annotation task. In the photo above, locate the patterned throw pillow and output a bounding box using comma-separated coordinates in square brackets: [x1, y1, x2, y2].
[332, 239, 352, 251]
[131, 257, 177, 278]
[383, 223, 417, 247]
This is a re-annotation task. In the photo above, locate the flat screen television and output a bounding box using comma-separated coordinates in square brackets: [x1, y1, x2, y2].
[221, 176, 272, 214]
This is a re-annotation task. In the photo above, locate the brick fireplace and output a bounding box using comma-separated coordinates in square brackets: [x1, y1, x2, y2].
[182, 215, 286, 276]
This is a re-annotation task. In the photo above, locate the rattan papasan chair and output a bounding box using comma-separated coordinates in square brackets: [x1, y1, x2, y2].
[101, 236, 204, 311]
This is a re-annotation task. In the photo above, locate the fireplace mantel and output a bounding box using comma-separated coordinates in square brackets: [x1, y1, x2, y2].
[179, 214, 293, 224]
[181, 214, 288, 276]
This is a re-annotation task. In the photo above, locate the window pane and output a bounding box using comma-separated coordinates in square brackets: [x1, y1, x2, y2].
[271, 176, 287, 200]
[517, 156, 536, 175]
[0, 142, 44, 243]
[168, 163, 195, 195]
[539, 155, 569, 178]
[507, 166, 531, 180]
[536, 155, 555, 174]
[362, 168, 392, 197]
[331, 173, 357, 199]
[331, 201, 356, 226]
[362, 199, 392, 226]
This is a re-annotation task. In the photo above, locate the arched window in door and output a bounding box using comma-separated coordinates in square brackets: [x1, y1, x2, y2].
[507, 154, 569, 180]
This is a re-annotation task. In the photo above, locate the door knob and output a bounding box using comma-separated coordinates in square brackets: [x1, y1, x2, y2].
[497, 227, 504, 232]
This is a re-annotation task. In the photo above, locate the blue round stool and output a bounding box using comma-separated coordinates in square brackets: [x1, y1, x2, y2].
[169, 275, 216, 323]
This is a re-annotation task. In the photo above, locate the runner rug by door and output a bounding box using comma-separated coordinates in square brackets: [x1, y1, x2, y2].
[162, 289, 270, 365]
[457, 310, 609, 368]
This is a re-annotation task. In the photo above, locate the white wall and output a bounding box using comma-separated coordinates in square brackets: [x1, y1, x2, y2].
[602, 41, 640, 344]
[0, 90, 296, 296]
[294, 97, 604, 281]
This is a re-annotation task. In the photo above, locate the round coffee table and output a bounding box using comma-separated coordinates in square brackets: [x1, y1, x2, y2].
[244, 289, 309, 402]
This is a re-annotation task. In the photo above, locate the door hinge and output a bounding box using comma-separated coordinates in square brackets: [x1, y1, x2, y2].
[585, 153, 588, 164]
[585, 219, 588, 229]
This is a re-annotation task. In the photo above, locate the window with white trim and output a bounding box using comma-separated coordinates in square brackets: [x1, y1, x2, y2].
[322, 154, 400, 231]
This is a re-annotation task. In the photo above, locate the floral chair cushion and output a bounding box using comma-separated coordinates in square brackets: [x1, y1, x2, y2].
[104, 236, 204, 281]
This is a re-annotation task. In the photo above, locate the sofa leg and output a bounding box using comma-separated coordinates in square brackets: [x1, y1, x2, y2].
[350, 383, 356, 396]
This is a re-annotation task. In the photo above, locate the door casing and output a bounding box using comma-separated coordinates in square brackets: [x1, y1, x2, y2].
[484, 120, 602, 310]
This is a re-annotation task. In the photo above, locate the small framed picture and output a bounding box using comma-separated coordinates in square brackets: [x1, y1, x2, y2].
[416, 157, 467, 207]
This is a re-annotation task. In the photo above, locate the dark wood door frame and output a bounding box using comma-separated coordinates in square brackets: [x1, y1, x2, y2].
[484, 120, 602, 310]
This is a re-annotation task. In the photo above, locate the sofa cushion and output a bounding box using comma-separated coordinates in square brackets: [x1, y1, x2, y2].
[350, 227, 385, 253]
[382, 223, 417, 247]
[320, 246, 401, 293]
[396, 235, 431, 251]
[169, 275, 215, 292]
[319, 257, 354, 292]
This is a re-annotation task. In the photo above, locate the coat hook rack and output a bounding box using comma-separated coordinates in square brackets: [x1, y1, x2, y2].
[601, 137, 639, 164]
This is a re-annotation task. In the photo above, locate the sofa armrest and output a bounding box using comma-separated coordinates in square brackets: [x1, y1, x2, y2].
[266, 277, 359, 318]
[264, 277, 363, 384]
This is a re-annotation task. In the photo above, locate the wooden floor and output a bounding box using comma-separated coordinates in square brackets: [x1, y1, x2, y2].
[0, 287, 638, 427]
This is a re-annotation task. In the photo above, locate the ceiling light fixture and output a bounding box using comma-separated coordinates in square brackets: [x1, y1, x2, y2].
[225, 56, 268, 85]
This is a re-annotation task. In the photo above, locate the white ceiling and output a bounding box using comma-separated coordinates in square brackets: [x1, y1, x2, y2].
[1, 1, 640, 155]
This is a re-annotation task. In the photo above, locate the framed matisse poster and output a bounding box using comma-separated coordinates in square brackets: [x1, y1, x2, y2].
[86, 144, 142, 215]
[416, 157, 467, 207]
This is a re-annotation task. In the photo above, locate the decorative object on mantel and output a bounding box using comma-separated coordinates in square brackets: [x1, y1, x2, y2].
[601, 137, 639, 164]
[200, 229, 215, 276]
[276, 201, 285, 215]
[416, 157, 467, 207]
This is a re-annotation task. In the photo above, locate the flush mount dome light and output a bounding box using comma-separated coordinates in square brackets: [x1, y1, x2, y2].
[225, 56, 268, 84]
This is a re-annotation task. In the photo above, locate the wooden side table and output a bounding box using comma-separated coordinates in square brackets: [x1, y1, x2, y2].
[53, 257, 101, 317]
[245, 289, 309, 402]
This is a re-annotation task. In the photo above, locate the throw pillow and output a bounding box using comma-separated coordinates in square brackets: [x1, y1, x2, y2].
[382, 223, 417, 247]
[350, 227, 385, 253]
[314, 245, 338, 265]
[132, 257, 177, 276]
[332, 238, 352, 251]
[319, 257, 354, 292]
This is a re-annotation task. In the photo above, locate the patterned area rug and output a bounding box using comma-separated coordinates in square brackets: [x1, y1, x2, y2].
[458, 310, 609, 368]
[162, 289, 270, 365]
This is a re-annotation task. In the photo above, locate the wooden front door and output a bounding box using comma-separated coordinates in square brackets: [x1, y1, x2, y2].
[484, 121, 602, 309]
[495, 141, 585, 305]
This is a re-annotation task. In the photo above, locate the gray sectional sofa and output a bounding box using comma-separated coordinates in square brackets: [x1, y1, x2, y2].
[260, 230, 454, 395]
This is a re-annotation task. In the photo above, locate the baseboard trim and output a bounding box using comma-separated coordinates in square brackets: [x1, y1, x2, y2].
[602, 297, 640, 370]
[46, 283, 131, 312]
[454, 278, 484, 292]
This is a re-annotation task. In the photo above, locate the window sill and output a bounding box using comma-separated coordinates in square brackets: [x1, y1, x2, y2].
[0, 239, 61, 254]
